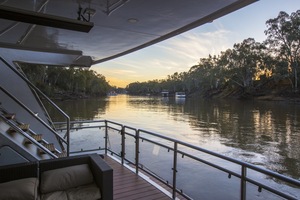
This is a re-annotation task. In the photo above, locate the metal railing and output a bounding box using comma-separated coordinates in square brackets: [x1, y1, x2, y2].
[0, 56, 70, 155]
[60, 120, 300, 200]
[0, 86, 68, 157]
[0, 111, 58, 158]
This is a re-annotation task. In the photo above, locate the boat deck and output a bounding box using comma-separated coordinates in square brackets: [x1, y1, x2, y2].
[103, 155, 172, 200]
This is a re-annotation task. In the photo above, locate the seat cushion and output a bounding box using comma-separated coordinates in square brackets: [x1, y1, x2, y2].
[67, 183, 101, 200]
[0, 177, 39, 200]
[40, 164, 93, 194]
[41, 191, 68, 200]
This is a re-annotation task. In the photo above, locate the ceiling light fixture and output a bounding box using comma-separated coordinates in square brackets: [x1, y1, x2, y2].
[0, 5, 94, 33]
[127, 18, 138, 23]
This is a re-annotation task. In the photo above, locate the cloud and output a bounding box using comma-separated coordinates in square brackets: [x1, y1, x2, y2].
[156, 28, 233, 65]
[90, 0, 300, 88]
[92, 26, 235, 87]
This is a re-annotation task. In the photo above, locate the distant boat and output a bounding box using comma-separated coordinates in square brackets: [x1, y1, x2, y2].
[108, 91, 118, 96]
[161, 91, 169, 97]
[175, 92, 185, 98]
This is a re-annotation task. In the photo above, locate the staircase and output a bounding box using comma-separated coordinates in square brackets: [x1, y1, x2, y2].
[0, 107, 66, 160]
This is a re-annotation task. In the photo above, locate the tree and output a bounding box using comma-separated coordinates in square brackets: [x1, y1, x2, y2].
[220, 38, 265, 91]
[20, 63, 110, 97]
[265, 10, 300, 92]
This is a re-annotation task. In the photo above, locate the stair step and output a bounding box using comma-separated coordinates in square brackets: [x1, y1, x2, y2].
[24, 134, 43, 144]
[7, 124, 30, 133]
[18, 124, 30, 131]
[44, 143, 56, 152]
[38, 143, 56, 155]
[56, 152, 67, 158]
[32, 134, 43, 142]
[4, 113, 15, 120]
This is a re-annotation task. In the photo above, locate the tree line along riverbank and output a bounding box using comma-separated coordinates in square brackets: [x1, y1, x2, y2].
[125, 10, 300, 102]
[20, 10, 300, 102]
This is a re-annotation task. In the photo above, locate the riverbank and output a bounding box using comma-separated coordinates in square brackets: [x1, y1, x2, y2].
[198, 78, 300, 103]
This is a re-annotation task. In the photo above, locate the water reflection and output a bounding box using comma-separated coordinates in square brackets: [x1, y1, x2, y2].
[183, 99, 300, 179]
[46, 95, 300, 179]
[45, 98, 108, 121]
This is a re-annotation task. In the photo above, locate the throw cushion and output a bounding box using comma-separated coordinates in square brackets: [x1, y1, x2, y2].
[41, 191, 68, 200]
[67, 183, 101, 200]
[0, 177, 38, 200]
[40, 164, 93, 193]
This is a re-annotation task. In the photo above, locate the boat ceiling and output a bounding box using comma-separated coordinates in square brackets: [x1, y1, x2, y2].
[0, 0, 258, 67]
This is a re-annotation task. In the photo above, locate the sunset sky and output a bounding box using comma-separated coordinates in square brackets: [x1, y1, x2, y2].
[91, 0, 300, 88]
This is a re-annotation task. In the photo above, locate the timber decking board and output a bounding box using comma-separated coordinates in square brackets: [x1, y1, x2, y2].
[103, 156, 171, 200]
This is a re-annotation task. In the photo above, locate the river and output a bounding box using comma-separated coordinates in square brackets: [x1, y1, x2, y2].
[48, 94, 300, 198]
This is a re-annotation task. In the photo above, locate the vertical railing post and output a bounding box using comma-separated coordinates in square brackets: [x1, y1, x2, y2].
[121, 126, 125, 165]
[105, 120, 108, 155]
[135, 129, 140, 174]
[172, 142, 178, 199]
[66, 116, 70, 156]
[241, 165, 247, 200]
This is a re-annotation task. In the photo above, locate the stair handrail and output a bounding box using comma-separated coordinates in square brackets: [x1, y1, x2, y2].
[0, 57, 70, 156]
[15, 62, 56, 129]
[0, 86, 68, 155]
[0, 113, 58, 158]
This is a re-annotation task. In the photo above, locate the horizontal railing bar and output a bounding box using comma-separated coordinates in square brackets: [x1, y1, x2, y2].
[70, 148, 105, 154]
[124, 125, 137, 132]
[106, 120, 124, 127]
[56, 125, 105, 131]
[55, 125, 106, 131]
[54, 119, 106, 124]
[139, 128, 300, 187]
[178, 149, 241, 178]
[70, 125, 105, 130]
[57, 122, 118, 133]
[244, 176, 298, 200]
[107, 149, 121, 157]
[139, 136, 173, 150]
[107, 126, 122, 133]
[124, 157, 134, 165]
[123, 131, 135, 138]
[180, 150, 297, 199]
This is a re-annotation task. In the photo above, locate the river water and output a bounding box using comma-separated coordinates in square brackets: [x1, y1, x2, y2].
[49, 95, 300, 199]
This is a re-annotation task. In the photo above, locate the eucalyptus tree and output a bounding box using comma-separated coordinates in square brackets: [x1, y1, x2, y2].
[189, 54, 225, 93]
[265, 10, 300, 91]
[20, 63, 47, 87]
[47, 66, 64, 86]
[220, 38, 265, 91]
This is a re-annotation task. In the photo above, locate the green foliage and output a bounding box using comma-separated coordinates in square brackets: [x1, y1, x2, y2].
[265, 10, 300, 91]
[127, 9, 300, 97]
[20, 64, 110, 97]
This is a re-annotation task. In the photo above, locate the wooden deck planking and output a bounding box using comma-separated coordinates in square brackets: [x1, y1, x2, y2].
[103, 156, 171, 200]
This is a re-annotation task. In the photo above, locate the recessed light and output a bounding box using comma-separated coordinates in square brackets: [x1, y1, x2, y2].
[127, 18, 138, 23]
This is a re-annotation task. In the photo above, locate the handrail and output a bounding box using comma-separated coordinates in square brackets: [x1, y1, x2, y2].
[62, 120, 300, 200]
[0, 56, 70, 156]
[0, 86, 68, 152]
[137, 129, 300, 186]
[136, 128, 300, 199]
[16, 62, 56, 128]
[0, 114, 58, 158]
